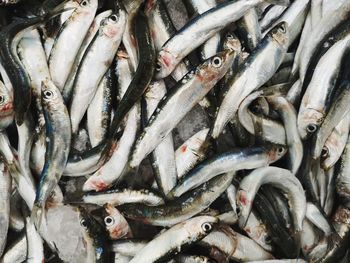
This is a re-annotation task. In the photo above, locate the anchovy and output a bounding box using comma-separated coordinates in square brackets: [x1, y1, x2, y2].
[131, 50, 235, 168]
[62, 9, 113, 102]
[69, 11, 126, 136]
[102, 203, 132, 240]
[83, 188, 164, 206]
[168, 145, 286, 198]
[237, 167, 306, 234]
[32, 80, 71, 224]
[118, 172, 233, 226]
[155, 0, 289, 79]
[49, 0, 98, 91]
[211, 22, 289, 138]
[129, 216, 217, 263]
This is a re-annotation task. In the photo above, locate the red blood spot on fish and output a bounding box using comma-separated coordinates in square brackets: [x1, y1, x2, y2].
[196, 74, 204, 82]
[239, 191, 249, 206]
[160, 52, 172, 68]
[150, 29, 156, 41]
[110, 226, 123, 239]
[145, 0, 155, 13]
[104, 27, 118, 38]
[1, 103, 12, 112]
[91, 179, 108, 191]
[180, 145, 187, 153]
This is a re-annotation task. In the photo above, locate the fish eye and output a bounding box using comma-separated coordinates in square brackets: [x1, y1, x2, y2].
[277, 147, 284, 155]
[109, 15, 118, 22]
[201, 222, 212, 233]
[278, 24, 286, 33]
[0, 95, 5, 104]
[104, 216, 115, 226]
[265, 236, 272, 244]
[80, 219, 88, 229]
[306, 123, 318, 133]
[155, 63, 162, 71]
[43, 90, 54, 99]
[81, 0, 88, 6]
[226, 33, 234, 39]
[321, 147, 329, 158]
[212, 57, 222, 68]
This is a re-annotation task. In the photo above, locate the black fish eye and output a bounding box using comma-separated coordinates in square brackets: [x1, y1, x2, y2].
[306, 123, 318, 133]
[104, 216, 114, 226]
[279, 24, 286, 33]
[155, 63, 162, 71]
[321, 147, 329, 158]
[0, 95, 5, 104]
[226, 33, 234, 39]
[265, 236, 272, 244]
[212, 57, 222, 68]
[44, 90, 54, 99]
[109, 15, 118, 22]
[81, 0, 87, 6]
[201, 222, 212, 233]
[80, 219, 87, 228]
[277, 147, 284, 154]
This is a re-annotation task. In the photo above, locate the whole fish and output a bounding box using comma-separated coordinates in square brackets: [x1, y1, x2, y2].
[155, 0, 289, 79]
[211, 22, 289, 138]
[237, 167, 306, 234]
[49, 0, 98, 90]
[118, 172, 233, 226]
[131, 50, 235, 168]
[129, 216, 217, 263]
[62, 9, 113, 102]
[32, 80, 71, 224]
[69, 11, 126, 136]
[168, 145, 286, 198]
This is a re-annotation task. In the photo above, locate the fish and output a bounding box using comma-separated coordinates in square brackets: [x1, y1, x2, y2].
[155, 0, 289, 79]
[130, 50, 235, 168]
[129, 216, 217, 263]
[211, 22, 289, 138]
[49, 0, 98, 91]
[32, 80, 71, 225]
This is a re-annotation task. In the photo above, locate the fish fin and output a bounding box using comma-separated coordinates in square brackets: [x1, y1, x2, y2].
[265, 0, 290, 6]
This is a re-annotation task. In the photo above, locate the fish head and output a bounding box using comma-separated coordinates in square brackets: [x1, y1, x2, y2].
[297, 108, 324, 139]
[155, 49, 177, 79]
[197, 50, 235, 84]
[267, 144, 287, 163]
[41, 80, 62, 108]
[269, 21, 289, 50]
[184, 216, 218, 236]
[222, 31, 241, 53]
[236, 189, 252, 228]
[78, 206, 107, 241]
[83, 175, 109, 192]
[78, 0, 97, 10]
[100, 10, 126, 39]
[0, 81, 14, 119]
[103, 203, 131, 239]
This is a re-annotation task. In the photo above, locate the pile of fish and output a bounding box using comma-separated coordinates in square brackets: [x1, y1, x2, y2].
[0, 0, 350, 261]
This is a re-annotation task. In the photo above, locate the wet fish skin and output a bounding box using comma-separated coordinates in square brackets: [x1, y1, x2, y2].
[32, 80, 71, 224]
